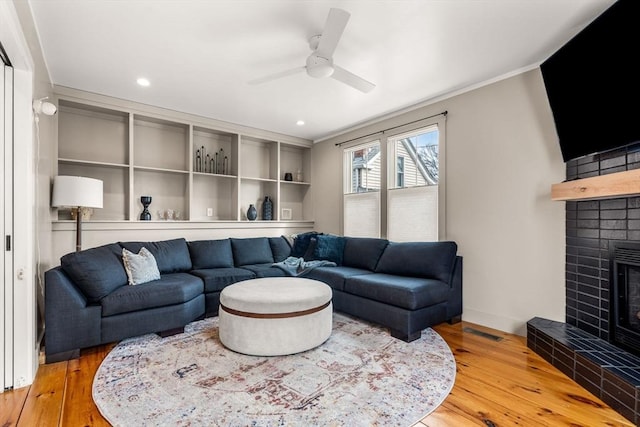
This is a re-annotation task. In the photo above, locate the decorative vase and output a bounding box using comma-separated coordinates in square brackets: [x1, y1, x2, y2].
[284, 172, 293, 181]
[140, 196, 152, 220]
[262, 196, 273, 220]
[247, 204, 257, 221]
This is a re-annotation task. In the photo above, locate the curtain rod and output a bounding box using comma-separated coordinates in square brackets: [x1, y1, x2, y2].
[334, 111, 448, 147]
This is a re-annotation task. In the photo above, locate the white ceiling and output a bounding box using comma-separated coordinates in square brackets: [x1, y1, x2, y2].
[28, 0, 615, 142]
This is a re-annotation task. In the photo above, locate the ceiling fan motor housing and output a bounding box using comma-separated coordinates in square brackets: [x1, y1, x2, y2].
[306, 55, 334, 78]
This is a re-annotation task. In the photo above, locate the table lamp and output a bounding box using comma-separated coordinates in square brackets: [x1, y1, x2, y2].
[51, 175, 103, 252]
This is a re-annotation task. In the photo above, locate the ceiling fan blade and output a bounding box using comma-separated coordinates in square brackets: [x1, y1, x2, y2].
[315, 8, 350, 58]
[331, 65, 376, 93]
[248, 66, 305, 85]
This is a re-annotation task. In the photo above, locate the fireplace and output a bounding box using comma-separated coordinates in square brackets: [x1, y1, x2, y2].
[609, 240, 640, 356]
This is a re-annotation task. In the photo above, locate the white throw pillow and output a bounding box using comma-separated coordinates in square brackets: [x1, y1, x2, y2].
[122, 247, 161, 286]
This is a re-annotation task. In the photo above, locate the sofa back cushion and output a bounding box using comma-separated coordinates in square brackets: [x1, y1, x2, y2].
[188, 239, 234, 269]
[119, 238, 192, 274]
[60, 243, 127, 302]
[231, 237, 274, 266]
[375, 241, 458, 282]
[342, 237, 389, 271]
[269, 236, 292, 262]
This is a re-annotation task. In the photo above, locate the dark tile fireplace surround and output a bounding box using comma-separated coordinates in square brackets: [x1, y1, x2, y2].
[527, 143, 640, 424]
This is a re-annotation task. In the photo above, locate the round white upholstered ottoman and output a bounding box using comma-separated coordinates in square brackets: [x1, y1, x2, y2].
[218, 277, 333, 356]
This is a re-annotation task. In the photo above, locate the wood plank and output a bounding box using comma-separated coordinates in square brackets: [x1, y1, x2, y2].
[551, 169, 640, 201]
[17, 361, 68, 427]
[0, 385, 30, 426]
[420, 402, 482, 426]
[60, 345, 114, 427]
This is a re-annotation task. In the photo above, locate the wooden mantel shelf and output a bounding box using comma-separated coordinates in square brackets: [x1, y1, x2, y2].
[551, 169, 640, 201]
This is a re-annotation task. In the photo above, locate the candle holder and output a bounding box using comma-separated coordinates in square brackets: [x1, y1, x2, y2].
[140, 196, 152, 220]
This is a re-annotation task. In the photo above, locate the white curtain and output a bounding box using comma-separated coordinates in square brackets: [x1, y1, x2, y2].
[343, 191, 380, 238]
[387, 185, 438, 242]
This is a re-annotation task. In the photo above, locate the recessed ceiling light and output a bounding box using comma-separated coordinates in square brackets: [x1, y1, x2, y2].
[137, 77, 150, 87]
[296, 120, 305, 126]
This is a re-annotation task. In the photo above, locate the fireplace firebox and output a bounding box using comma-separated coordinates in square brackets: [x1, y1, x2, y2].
[610, 240, 640, 356]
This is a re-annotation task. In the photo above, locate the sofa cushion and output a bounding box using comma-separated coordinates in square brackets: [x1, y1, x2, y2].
[304, 266, 373, 292]
[375, 241, 457, 282]
[100, 272, 203, 317]
[119, 238, 192, 274]
[290, 231, 321, 258]
[60, 243, 127, 302]
[190, 268, 256, 293]
[342, 237, 389, 271]
[269, 236, 292, 262]
[312, 234, 346, 265]
[188, 239, 234, 269]
[231, 237, 274, 266]
[240, 263, 288, 278]
[344, 273, 450, 310]
[122, 247, 161, 285]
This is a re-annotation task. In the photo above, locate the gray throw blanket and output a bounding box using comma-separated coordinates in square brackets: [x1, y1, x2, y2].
[272, 256, 336, 277]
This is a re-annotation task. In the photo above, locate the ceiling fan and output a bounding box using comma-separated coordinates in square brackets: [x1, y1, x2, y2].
[249, 8, 376, 93]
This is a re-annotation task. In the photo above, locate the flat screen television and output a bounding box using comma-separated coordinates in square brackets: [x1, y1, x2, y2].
[540, 0, 640, 162]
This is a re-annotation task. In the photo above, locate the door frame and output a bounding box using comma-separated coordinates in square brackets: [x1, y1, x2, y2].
[1, 1, 36, 389]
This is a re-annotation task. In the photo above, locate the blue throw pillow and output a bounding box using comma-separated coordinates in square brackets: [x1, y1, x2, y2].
[290, 231, 321, 258]
[313, 234, 346, 265]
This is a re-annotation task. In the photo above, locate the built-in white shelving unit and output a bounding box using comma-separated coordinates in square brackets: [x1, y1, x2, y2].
[54, 90, 313, 225]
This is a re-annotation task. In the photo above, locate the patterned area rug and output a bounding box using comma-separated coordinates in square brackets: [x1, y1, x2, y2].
[93, 313, 456, 426]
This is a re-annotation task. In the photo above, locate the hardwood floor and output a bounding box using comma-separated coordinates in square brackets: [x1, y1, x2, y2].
[1, 320, 634, 427]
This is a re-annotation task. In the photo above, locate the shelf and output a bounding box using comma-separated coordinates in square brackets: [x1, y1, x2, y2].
[240, 177, 278, 183]
[551, 169, 640, 201]
[58, 101, 129, 165]
[281, 180, 311, 186]
[133, 115, 189, 171]
[59, 158, 128, 169]
[133, 165, 189, 174]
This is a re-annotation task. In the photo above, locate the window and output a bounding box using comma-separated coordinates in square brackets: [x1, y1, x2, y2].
[388, 126, 440, 242]
[347, 144, 380, 193]
[343, 141, 381, 237]
[341, 113, 446, 241]
[397, 157, 404, 188]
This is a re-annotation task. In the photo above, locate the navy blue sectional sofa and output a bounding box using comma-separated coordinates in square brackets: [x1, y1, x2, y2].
[44, 235, 462, 363]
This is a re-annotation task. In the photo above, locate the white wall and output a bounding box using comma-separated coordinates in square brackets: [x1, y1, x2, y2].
[313, 69, 566, 335]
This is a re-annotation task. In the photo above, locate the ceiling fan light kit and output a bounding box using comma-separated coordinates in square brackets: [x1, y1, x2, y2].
[306, 54, 334, 78]
[250, 8, 375, 93]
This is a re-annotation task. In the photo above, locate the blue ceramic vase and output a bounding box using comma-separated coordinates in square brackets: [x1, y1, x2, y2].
[247, 204, 257, 221]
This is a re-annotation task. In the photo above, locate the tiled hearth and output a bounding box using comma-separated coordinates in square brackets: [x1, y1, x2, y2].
[527, 317, 640, 424]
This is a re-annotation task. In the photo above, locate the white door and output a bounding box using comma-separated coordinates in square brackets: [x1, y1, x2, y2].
[1, 63, 14, 392]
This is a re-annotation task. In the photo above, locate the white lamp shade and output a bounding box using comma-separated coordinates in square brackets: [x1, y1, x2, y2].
[51, 176, 103, 208]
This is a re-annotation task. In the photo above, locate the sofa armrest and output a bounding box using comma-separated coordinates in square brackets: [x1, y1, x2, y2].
[44, 267, 102, 358]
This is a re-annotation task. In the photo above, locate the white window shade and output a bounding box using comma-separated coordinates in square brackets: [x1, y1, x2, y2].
[344, 191, 380, 238]
[387, 185, 438, 242]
